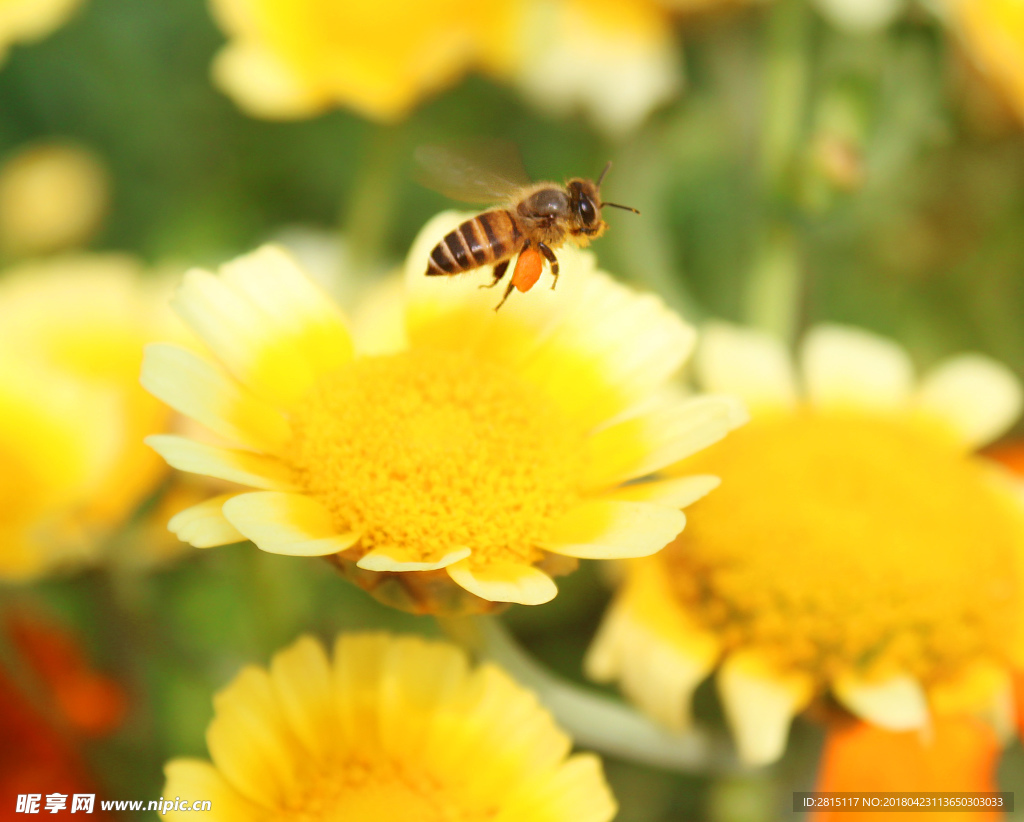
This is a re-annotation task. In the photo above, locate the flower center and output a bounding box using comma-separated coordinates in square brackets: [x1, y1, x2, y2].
[280, 755, 496, 822]
[286, 349, 585, 568]
[666, 410, 1023, 683]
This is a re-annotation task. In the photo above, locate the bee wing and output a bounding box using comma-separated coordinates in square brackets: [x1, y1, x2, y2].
[414, 142, 532, 204]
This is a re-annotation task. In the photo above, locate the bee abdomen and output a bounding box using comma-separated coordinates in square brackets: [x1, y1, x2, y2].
[426, 210, 522, 276]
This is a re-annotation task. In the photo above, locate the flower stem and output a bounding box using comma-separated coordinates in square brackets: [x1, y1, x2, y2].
[744, 0, 812, 343]
[441, 615, 740, 774]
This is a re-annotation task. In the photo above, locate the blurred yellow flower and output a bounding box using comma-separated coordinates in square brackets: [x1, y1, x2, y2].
[0, 255, 177, 579]
[0, 141, 109, 257]
[207, 0, 681, 134]
[505, 0, 681, 138]
[0, 0, 81, 64]
[949, 0, 1024, 124]
[163, 632, 617, 822]
[587, 323, 1024, 765]
[141, 214, 745, 612]
[208, 0, 519, 121]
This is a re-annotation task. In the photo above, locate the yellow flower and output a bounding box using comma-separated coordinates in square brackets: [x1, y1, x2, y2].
[141, 213, 745, 612]
[504, 0, 681, 137]
[0, 255, 177, 579]
[208, 0, 519, 121]
[948, 0, 1024, 124]
[0, 0, 81, 64]
[586, 323, 1024, 765]
[206, 0, 681, 134]
[163, 632, 616, 822]
[0, 141, 109, 257]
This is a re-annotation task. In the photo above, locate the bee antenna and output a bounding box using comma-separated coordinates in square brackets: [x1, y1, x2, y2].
[600, 201, 640, 215]
[596, 161, 612, 187]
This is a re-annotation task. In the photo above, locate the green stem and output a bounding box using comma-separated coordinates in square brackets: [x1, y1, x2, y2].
[744, 0, 812, 343]
[442, 616, 740, 774]
[342, 124, 406, 272]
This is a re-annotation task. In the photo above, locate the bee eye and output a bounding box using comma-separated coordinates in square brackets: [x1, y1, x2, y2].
[578, 197, 596, 225]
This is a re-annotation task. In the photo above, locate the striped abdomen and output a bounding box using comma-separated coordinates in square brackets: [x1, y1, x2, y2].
[426, 210, 523, 276]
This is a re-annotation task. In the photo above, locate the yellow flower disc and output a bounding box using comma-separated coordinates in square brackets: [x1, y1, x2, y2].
[288, 348, 585, 568]
[667, 411, 1023, 683]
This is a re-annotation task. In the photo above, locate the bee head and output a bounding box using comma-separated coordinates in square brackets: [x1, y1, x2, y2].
[566, 179, 604, 236]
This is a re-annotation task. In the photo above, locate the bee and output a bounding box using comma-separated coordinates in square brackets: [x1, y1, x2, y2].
[416, 144, 638, 310]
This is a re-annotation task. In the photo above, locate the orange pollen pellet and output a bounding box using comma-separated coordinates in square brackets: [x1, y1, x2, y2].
[512, 248, 544, 293]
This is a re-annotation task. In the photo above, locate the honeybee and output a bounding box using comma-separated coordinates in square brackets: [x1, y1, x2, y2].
[416, 144, 638, 310]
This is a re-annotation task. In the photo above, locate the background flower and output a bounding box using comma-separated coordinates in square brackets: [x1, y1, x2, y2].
[163, 631, 617, 822]
[0, 0, 81, 64]
[588, 324, 1024, 768]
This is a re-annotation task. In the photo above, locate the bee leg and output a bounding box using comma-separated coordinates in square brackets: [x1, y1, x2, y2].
[536, 242, 559, 290]
[480, 259, 510, 289]
[494, 279, 516, 311]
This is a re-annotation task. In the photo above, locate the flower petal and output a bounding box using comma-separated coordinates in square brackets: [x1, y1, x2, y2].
[356, 546, 471, 572]
[696, 322, 797, 411]
[141, 343, 290, 453]
[218, 244, 353, 378]
[212, 42, 325, 120]
[497, 753, 617, 822]
[543, 500, 686, 559]
[917, 355, 1024, 448]
[221, 492, 360, 556]
[146, 435, 295, 490]
[801, 324, 914, 411]
[607, 474, 721, 508]
[167, 494, 245, 548]
[833, 672, 929, 731]
[586, 395, 747, 488]
[268, 636, 335, 759]
[717, 652, 814, 765]
[446, 558, 557, 605]
[163, 758, 270, 820]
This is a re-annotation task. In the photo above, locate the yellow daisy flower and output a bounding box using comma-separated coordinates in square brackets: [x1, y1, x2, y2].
[0, 0, 81, 64]
[948, 0, 1024, 124]
[163, 632, 617, 822]
[207, 0, 519, 121]
[0, 255, 177, 578]
[141, 213, 745, 612]
[206, 0, 681, 133]
[586, 323, 1024, 765]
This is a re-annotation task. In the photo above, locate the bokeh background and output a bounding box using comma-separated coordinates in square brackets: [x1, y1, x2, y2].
[3, 0, 1024, 818]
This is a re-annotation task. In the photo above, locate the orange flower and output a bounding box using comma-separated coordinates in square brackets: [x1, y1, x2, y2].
[814, 717, 1000, 822]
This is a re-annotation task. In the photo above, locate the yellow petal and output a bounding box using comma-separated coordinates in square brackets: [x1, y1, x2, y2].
[586, 395, 747, 488]
[544, 500, 686, 559]
[586, 604, 718, 731]
[446, 558, 557, 605]
[141, 343, 290, 453]
[212, 42, 325, 120]
[146, 434, 295, 490]
[356, 546, 470, 572]
[172, 265, 315, 408]
[268, 636, 335, 759]
[917, 355, 1024, 448]
[607, 474, 720, 508]
[801, 324, 914, 411]
[218, 244, 353, 378]
[206, 667, 302, 807]
[221, 492, 360, 556]
[696, 322, 797, 411]
[496, 753, 617, 822]
[833, 672, 929, 731]
[167, 494, 245, 548]
[717, 652, 814, 765]
[163, 759, 270, 821]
